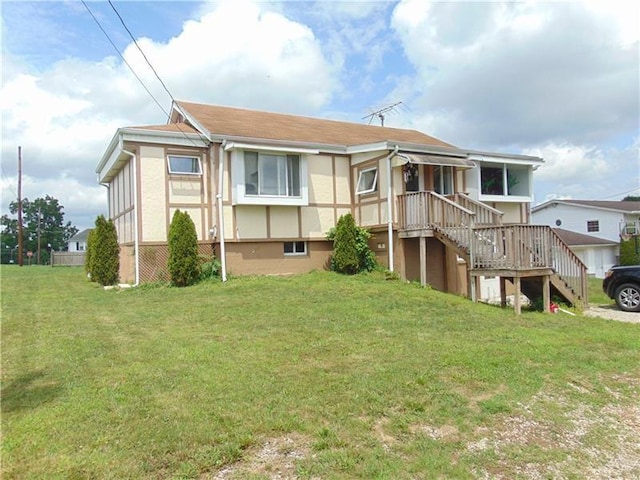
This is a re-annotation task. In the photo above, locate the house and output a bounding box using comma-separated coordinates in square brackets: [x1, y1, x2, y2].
[96, 101, 588, 312]
[552, 228, 618, 278]
[68, 228, 92, 252]
[532, 200, 640, 243]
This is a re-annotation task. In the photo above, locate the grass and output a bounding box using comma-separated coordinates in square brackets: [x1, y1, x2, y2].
[2, 266, 639, 479]
[587, 275, 614, 307]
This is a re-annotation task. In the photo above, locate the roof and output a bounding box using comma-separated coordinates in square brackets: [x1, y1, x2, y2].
[129, 122, 199, 134]
[553, 228, 618, 247]
[173, 101, 454, 148]
[533, 199, 640, 214]
[69, 228, 92, 243]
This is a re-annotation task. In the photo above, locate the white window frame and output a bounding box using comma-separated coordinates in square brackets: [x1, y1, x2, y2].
[244, 151, 301, 197]
[478, 162, 532, 202]
[232, 149, 309, 206]
[356, 167, 378, 195]
[167, 155, 202, 175]
[284, 241, 307, 256]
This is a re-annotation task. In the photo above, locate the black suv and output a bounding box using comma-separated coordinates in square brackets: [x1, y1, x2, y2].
[603, 265, 640, 312]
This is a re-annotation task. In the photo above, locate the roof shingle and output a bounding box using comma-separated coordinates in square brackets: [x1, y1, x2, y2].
[174, 101, 454, 148]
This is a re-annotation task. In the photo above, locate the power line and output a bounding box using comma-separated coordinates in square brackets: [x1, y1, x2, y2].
[82, 1, 209, 148]
[107, 1, 175, 111]
[597, 186, 640, 200]
[108, 1, 211, 146]
[81, 1, 169, 119]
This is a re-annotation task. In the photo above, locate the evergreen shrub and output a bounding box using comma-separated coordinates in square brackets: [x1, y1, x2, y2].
[168, 210, 200, 287]
[327, 213, 376, 274]
[92, 215, 120, 286]
[85, 228, 95, 280]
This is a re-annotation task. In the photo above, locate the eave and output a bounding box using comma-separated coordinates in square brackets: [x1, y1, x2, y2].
[96, 128, 208, 184]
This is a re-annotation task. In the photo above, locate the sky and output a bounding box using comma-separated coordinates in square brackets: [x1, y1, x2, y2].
[1, 0, 639, 231]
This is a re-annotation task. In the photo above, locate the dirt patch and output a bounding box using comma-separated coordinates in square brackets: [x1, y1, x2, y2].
[410, 423, 460, 442]
[468, 379, 640, 479]
[206, 433, 312, 480]
[584, 304, 640, 324]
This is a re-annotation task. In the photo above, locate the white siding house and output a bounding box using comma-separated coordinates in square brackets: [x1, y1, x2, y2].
[532, 200, 640, 243]
[68, 228, 92, 252]
[552, 228, 618, 278]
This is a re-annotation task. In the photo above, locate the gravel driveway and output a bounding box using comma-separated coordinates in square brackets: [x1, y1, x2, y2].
[583, 304, 640, 324]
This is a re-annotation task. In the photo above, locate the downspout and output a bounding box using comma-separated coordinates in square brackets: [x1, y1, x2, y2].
[217, 142, 228, 282]
[121, 147, 140, 287]
[386, 145, 400, 271]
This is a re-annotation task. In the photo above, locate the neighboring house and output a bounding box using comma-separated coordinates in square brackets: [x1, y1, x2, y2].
[68, 228, 92, 252]
[532, 200, 640, 243]
[96, 101, 588, 311]
[552, 228, 618, 278]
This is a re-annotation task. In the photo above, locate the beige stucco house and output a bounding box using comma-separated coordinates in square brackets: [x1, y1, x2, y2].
[96, 101, 587, 312]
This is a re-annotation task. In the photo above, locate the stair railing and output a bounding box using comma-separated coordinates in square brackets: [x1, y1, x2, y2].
[446, 193, 504, 225]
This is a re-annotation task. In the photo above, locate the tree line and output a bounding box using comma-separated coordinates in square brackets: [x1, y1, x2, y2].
[1, 195, 78, 265]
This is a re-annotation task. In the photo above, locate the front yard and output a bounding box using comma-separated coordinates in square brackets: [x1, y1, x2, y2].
[1, 267, 639, 479]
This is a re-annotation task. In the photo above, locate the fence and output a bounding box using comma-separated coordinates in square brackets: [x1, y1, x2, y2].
[51, 251, 86, 266]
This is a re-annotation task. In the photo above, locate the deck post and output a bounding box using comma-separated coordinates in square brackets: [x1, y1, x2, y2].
[513, 276, 522, 315]
[542, 275, 550, 313]
[419, 236, 427, 287]
[500, 277, 507, 308]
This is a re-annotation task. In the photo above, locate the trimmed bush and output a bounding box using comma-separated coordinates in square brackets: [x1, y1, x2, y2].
[92, 215, 120, 286]
[327, 213, 376, 274]
[85, 228, 95, 280]
[168, 210, 200, 287]
[620, 237, 640, 265]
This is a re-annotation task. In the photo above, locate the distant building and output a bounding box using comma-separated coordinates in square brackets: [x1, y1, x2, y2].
[552, 228, 618, 278]
[68, 228, 92, 252]
[532, 199, 640, 243]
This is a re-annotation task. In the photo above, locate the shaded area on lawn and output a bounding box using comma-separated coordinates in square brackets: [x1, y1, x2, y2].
[1, 369, 63, 413]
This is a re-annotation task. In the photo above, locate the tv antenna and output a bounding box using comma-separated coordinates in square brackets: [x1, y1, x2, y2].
[362, 101, 404, 126]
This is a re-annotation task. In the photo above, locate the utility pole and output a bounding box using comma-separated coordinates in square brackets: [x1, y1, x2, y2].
[17, 146, 24, 267]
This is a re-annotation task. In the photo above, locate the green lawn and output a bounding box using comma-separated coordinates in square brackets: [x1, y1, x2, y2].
[2, 266, 638, 479]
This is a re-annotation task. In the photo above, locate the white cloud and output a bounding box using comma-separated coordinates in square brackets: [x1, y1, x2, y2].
[1, 1, 335, 229]
[391, 1, 640, 150]
[525, 143, 609, 181]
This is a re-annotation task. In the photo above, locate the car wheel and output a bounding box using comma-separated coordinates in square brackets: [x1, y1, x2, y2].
[614, 283, 640, 312]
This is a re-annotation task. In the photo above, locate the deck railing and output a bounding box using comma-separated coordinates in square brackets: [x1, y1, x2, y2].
[397, 192, 588, 302]
[446, 193, 503, 225]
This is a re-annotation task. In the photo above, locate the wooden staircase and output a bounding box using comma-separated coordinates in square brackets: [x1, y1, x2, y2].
[398, 191, 588, 309]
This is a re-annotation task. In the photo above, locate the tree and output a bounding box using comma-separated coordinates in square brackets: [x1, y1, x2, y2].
[620, 237, 640, 265]
[622, 195, 640, 202]
[91, 215, 119, 286]
[1, 195, 78, 264]
[168, 210, 200, 287]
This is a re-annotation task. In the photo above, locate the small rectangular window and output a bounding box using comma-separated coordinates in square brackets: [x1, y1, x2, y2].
[284, 241, 306, 255]
[356, 167, 378, 195]
[167, 155, 201, 175]
[587, 220, 599, 232]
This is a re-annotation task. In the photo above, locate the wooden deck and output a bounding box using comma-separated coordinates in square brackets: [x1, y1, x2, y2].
[397, 191, 588, 312]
